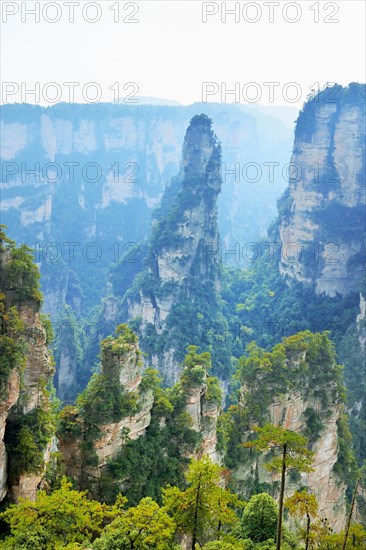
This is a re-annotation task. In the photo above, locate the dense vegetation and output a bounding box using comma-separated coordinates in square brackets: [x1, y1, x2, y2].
[1, 85, 365, 547]
[0, 225, 58, 486]
[0, 225, 42, 398]
[1, 456, 365, 549]
[220, 248, 365, 469]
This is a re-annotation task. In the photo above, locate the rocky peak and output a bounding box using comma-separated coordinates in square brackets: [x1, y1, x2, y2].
[123, 115, 228, 384]
[179, 346, 222, 463]
[58, 325, 154, 492]
[228, 332, 349, 531]
[277, 83, 365, 296]
[0, 228, 54, 502]
[181, 113, 222, 196]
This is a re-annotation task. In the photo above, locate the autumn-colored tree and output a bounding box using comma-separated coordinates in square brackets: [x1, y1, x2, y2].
[244, 424, 314, 550]
[163, 456, 241, 549]
[285, 490, 318, 549]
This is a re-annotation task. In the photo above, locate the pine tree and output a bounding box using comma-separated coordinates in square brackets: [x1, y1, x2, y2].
[244, 424, 314, 550]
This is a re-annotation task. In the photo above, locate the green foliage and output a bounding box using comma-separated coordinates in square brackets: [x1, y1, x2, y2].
[221, 243, 363, 468]
[75, 325, 141, 427]
[337, 318, 366, 463]
[163, 456, 241, 548]
[0, 226, 42, 307]
[77, 372, 139, 427]
[334, 412, 358, 482]
[57, 406, 83, 440]
[180, 345, 212, 389]
[99, 384, 201, 505]
[40, 313, 54, 345]
[0, 227, 43, 398]
[203, 540, 247, 549]
[53, 305, 86, 401]
[5, 405, 56, 475]
[0, 477, 115, 549]
[303, 407, 325, 443]
[244, 424, 314, 475]
[92, 497, 175, 549]
[241, 493, 278, 542]
[140, 368, 161, 393]
[205, 376, 223, 405]
[244, 425, 314, 549]
[0, 296, 26, 399]
[221, 331, 345, 475]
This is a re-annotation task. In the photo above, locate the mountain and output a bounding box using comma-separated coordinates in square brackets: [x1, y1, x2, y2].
[223, 331, 351, 531]
[124, 96, 181, 106]
[0, 101, 293, 322]
[57, 326, 351, 533]
[0, 227, 54, 502]
[277, 83, 365, 297]
[118, 114, 229, 384]
[1, 86, 366, 545]
[58, 330, 221, 501]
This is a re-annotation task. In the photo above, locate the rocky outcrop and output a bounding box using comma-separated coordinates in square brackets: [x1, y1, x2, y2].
[229, 332, 348, 532]
[1, 102, 293, 400]
[270, 391, 346, 531]
[7, 305, 54, 502]
[91, 339, 154, 469]
[183, 372, 221, 463]
[277, 83, 365, 297]
[124, 115, 228, 384]
[357, 292, 366, 348]
[0, 371, 20, 501]
[0, 234, 55, 502]
[58, 325, 154, 490]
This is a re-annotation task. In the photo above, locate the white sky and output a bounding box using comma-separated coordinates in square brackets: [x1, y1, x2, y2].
[0, 0, 365, 107]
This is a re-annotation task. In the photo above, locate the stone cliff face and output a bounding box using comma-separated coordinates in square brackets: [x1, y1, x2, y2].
[183, 371, 221, 464]
[0, 103, 290, 317]
[59, 332, 223, 499]
[0, 234, 54, 502]
[228, 332, 348, 532]
[269, 390, 346, 531]
[0, 371, 19, 501]
[124, 115, 227, 384]
[1, 102, 293, 400]
[58, 325, 154, 492]
[277, 83, 365, 297]
[8, 304, 54, 502]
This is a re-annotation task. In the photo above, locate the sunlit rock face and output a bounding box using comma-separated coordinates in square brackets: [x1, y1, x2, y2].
[277, 83, 365, 297]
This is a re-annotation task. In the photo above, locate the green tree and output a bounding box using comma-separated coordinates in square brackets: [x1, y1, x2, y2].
[285, 490, 318, 549]
[244, 425, 314, 550]
[92, 497, 176, 549]
[315, 522, 366, 549]
[163, 456, 240, 549]
[342, 463, 366, 550]
[203, 541, 247, 549]
[241, 493, 278, 543]
[0, 477, 115, 549]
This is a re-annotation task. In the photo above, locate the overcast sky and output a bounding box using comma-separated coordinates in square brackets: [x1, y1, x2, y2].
[1, 0, 365, 107]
